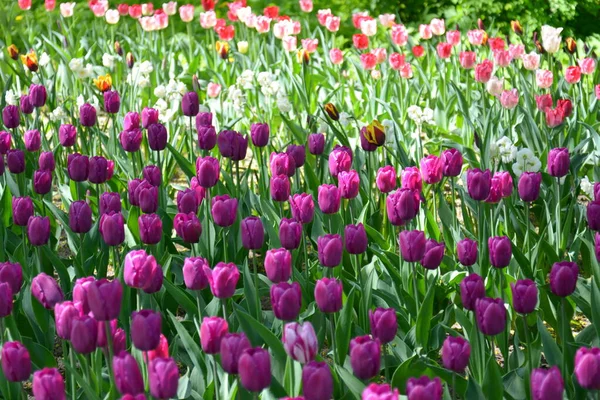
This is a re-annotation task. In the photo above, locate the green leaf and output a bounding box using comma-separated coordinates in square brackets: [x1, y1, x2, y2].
[482, 355, 503, 400]
[169, 311, 207, 374]
[334, 365, 364, 400]
[163, 279, 198, 316]
[537, 317, 562, 367]
[167, 143, 195, 178]
[415, 282, 435, 349]
[336, 289, 355, 366]
[591, 278, 600, 340]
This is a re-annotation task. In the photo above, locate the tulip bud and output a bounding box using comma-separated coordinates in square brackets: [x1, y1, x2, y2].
[314, 278, 342, 313]
[280, 218, 302, 250]
[141, 107, 159, 129]
[324, 103, 339, 120]
[270, 175, 291, 202]
[362, 383, 399, 399]
[20, 96, 32, 116]
[126, 52, 135, 68]
[547, 148, 570, 178]
[220, 333, 251, 374]
[369, 308, 397, 344]
[0, 283, 13, 317]
[38, 151, 55, 172]
[376, 166, 397, 193]
[143, 165, 161, 187]
[531, 366, 564, 400]
[0, 262, 22, 295]
[99, 212, 125, 246]
[241, 217, 264, 250]
[33, 170, 52, 195]
[349, 335, 380, 380]
[317, 234, 343, 267]
[200, 316, 229, 353]
[24, 129, 41, 152]
[211, 195, 238, 227]
[317, 184, 341, 214]
[549, 261, 578, 297]
[421, 239, 445, 270]
[517, 172, 542, 202]
[2, 105, 19, 129]
[345, 223, 368, 254]
[67, 153, 89, 182]
[182, 92, 199, 116]
[287, 144, 306, 168]
[475, 297, 506, 336]
[206, 262, 240, 299]
[328, 146, 353, 178]
[88, 278, 123, 321]
[114, 41, 123, 55]
[338, 170, 360, 199]
[103, 90, 121, 114]
[399, 230, 426, 262]
[460, 274, 485, 311]
[488, 236, 512, 268]
[135, 180, 158, 213]
[250, 123, 270, 147]
[301, 361, 333, 400]
[6, 149, 24, 173]
[27, 216, 50, 246]
[12, 196, 33, 226]
[454, 238, 477, 266]
[131, 310, 161, 351]
[510, 20, 523, 36]
[565, 37, 577, 54]
[441, 336, 471, 373]
[79, 103, 97, 127]
[441, 148, 463, 177]
[264, 248, 292, 283]
[290, 193, 314, 224]
[283, 321, 318, 363]
[59, 124, 77, 147]
[574, 347, 600, 390]
[406, 376, 443, 400]
[7, 45, 19, 60]
[28, 84, 47, 108]
[182, 257, 209, 290]
[1, 341, 31, 382]
[195, 156, 220, 188]
[148, 123, 168, 151]
[89, 156, 108, 184]
[173, 212, 202, 243]
[33, 368, 65, 399]
[420, 155, 443, 184]
[138, 214, 162, 245]
[69, 200, 92, 234]
[467, 168, 492, 201]
[308, 133, 325, 155]
[510, 279, 538, 315]
[238, 348, 271, 392]
[31, 273, 63, 310]
[271, 282, 302, 321]
[71, 315, 98, 354]
[0, 131, 11, 154]
[113, 351, 144, 395]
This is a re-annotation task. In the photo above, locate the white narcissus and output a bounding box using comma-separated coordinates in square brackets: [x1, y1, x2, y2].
[541, 25, 563, 54]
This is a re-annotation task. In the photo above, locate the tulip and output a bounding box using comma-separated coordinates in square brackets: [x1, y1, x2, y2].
[440, 336, 472, 377]
[328, 146, 353, 177]
[530, 366, 564, 400]
[27, 216, 50, 246]
[196, 156, 220, 188]
[183, 257, 209, 290]
[441, 149, 463, 177]
[99, 212, 125, 246]
[270, 175, 291, 202]
[588, 200, 600, 231]
[12, 197, 33, 226]
[181, 92, 199, 116]
[474, 60, 493, 83]
[70, 315, 98, 354]
[148, 123, 168, 151]
[98, 192, 121, 215]
[264, 248, 292, 283]
[80, 103, 97, 126]
[0, 131, 11, 154]
[518, 172, 542, 202]
[317, 184, 341, 214]
[33, 170, 52, 195]
[0, 262, 22, 295]
[574, 347, 600, 390]
[302, 361, 333, 400]
[211, 195, 238, 227]
[287, 144, 306, 168]
[251, 123, 270, 147]
[69, 201, 92, 234]
[455, 238, 477, 266]
[142, 264, 163, 294]
[345, 223, 368, 254]
[467, 168, 492, 201]
[386, 189, 419, 226]
[420, 155, 443, 184]
[317, 234, 343, 267]
[217, 130, 248, 161]
[460, 274, 485, 311]
[67, 153, 89, 182]
[290, 193, 314, 224]
[32, 368, 65, 400]
[120, 128, 143, 152]
[123, 250, 156, 289]
[177, 189, 198, 214]
[206, 262, 240, 299]
[338, 170, 360, 199]
[143, 165, 161, 187]
[113, 351, 144, 395]
[406, 376, 443, 400]
[369, 308, 397, 344]
[6, 149, 25, 174]
[376, 166, 397, 193]
[401, 167, 423, 191]
[283, 321, 318, 363]
[324, 103, 339, 120]
[399, 230, 426, 262]
[2, 105, 19, 129]
[488, 236, 512, 268]
[241, 217, 264, 250]
[308, 133, 325, 155]
[200, 316, 229, 354]
[141, 107, 158, 128]
[511, 279, 538, 314]
[271, 282, 302, 321]
[54, 301, 81, 340]
[20, 96, 33, 115]
[549, 261, 578, 297]
[87, 278, 122, 321]
[220, 333, 251, 374]
[0, 283, 12, 317]
[1, 342, 31, 382]
[270, 152, 295, 177]
[144, 333, 169, 364]
[349, 335, 380, 380]
[362, 383, 399, 400]
[89, 156, 108, 184]
[31, 273, 64, 310]
[421, 239, 445, 270]
[72, 277, 94, 315]
[238, 348, 271, 392]
[280, 218, 302, 250]
[103, 90, 121, 114]
[24, 129, 41, 152]
[39, 151, 55, 172]
[314, 278, 342, 313]
[173, 212, 202, 243]
[131, 310, 161, 351]
[475, 297, 506, 336]
[547, 148, 569, 177]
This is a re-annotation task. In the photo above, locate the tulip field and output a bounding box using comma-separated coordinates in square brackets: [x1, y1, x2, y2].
[2, 0, 600, 399]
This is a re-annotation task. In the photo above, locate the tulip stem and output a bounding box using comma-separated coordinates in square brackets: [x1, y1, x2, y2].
[412, 263, 420, 315]
[522, 315, 533, 371]
[561, 298, 568, 380]
[69, 346, 77, 400]
[302, 227, 309, 284]
[189, 117, 194, 164]
[252, 254, 260, 321]
[196, 292, 205, 320]
[554, 179, 561, 257]
[205, 189, 212, 263]
[223, 228, 227, 263]
[213, 355, 220, 400]
[104, 322, 116, 391]
[451, 177, 457, 237]
[384, 344, 390, 383]
[451, 372, 456, 400]
[329, 313, 337, 364]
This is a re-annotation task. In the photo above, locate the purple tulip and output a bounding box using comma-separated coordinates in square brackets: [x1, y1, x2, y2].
[588, 200, 600, 231]
[173, 212, 202, 243]
[183, 257, 209, 290]
[511, 279, 538, 314]
[20, 95, 33, 114]
[488, 236, 512, 268]
[79, 103, 97, 126]
[317, 234, 343, 267]
[595, 232, 600, 262]
[1, 341, 31, 382]
[475, 297, 506, 336]
[0, 262, 22, 294]
[349, 335, 380, 380]
[139, 214, 162, 245]
[441, 148, 463, 177]
[318, 184, 341, 214]
[128, 179, 143, 206]
[135, 180, 158, 213]
[113, 351, 144, 395]
[29, 84, 47, 107]
[123, 249, 156, 289]
[441, 336, 471, 373]
[574, 347, 600, 390]
[406, 376, 442, 400]
[189, 178, 207, 204]
[206, 262, 240, 299]
[547, 148, 570, 178]
[399, 230, 426, 262]
[241, 217, 264, 250]
[302, 361, 333, 400]
[100, 192, 121, 215]
[338, 170, 360, 199]
[24, 129, 41, 152]
[141, 107, 159, 128]
[103, 90, 120, 114]
[211, 195, 238, 227]
[328, 145, 353, 177]
[2, 105, 19, 129]
[495, 171, 513, 198]
[270, 152, 295, 177]
[177, 189, 198, 214]
[143, 165, 161, 187]
[250, 123, 269, 147]
[287, 144, 306, 168]
[142, 263, 163, 294]
[314, 278, 342, 313]
[220, 333, 251, 374]
[420, 155, 443, 184]
[12, 196, 33, 226]
[69, 201, 92, 233]
[38, 151, 55, 172]
[369, 308, 397, 344]
[271, 282, 302, 321]
[196, 112, 212, 128]
[376, 166, 397, 193]
[182, 92, 199, 116]
[88, 156, 108, 184]
[270, 175, 291, 202]
[264, 248, 292, 283]
[283, 321, 317, 363]
[99, 212, 125, 246]
[31, 273, 63, 309]
[121, 112, 139, 131]
[0, 283, 13, 317]
[387, 189, 419, 225]
[460, 273, 485, 311]
[32, 368, 65, 400]
[27, 216, 50, 246]
[131, 310, 161, 351]
[467, 168, 492, 201]
[308, 133, 325, 155]
[55, 301, 81, 340]
[0, 131, 11, 154]
[148, 123, 167, 151]
[421, 239, 445, 270]
[290, 193, 314, 224]
[217, 130, 248, 161]
[456, 238, 478, 266]
[362, 383, 399, 400]
[88, 278, 122, 321]
[33, 170, 52, 195]
[200, 316, 229, 354]
[67, 153, 89, 182]
[280, 218, 302, 250]
[6, 149, 25, 174]
[73, 277, 95, 315]
[518, 172, 542, 202]
[120, 128, 143, 152]
[345, 223, 368, 254]
[531, 366, 564, 400]
[238, 348, 271, 392]
[195, 156, 220, 188]
[59, 124, 77, 147]
[71, 315, 98, 354]
[549, 261, 578, 297]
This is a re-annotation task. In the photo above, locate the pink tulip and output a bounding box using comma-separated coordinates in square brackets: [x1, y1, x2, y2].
[536, 70, 553, 89]
[564, 66, 581, 84]
[329, 48, 343, 65]
[207, 83, 221, 98]
[500, 89, 519, 109]
[179, 4, 194, 22]
[579, 58, 596, 75]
